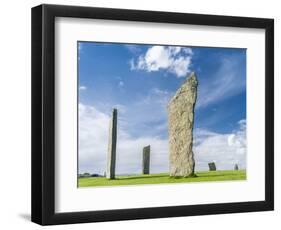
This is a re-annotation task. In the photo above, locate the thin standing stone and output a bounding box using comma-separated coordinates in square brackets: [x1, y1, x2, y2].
[234, 164, 239, 170]
[142, 145, 150, 174]
[106, 108, 117, 179]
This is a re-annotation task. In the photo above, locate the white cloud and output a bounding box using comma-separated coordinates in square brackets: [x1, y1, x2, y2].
[227, 119, 246, 155]
[183, 48, 193, 55]
[79, 104, 110, 174]
[79, 103, 168, 175]
[79, 85, 87, 90]
[194, 119, 246, 171]
[129, 59, 136, 70]
[130, 46, 193, 77]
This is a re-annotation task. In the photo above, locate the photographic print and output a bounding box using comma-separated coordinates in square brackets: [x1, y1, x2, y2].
[32, 5, 274, 224]
[77, 42, 246, 187]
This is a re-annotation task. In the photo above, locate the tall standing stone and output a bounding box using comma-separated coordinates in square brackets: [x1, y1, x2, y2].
[142, 145, 150, 174]
[106, 108, 117, 179]
[167, 72, 198, 177]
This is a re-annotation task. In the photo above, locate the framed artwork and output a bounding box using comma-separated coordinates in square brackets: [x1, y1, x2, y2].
[31, 4, 274, 225]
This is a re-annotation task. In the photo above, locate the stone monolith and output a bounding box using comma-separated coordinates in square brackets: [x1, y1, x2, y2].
[208, 162, 216, 171]
[106, 108, 117, 179]
[142, 145, 150, 174]
[168, 72, 198, 177]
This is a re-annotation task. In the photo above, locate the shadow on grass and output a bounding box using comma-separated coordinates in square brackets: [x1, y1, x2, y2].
[170, 173, 198, 179]
[114, 173, 240, 181]
[196, 173, 243, 178]
[116, 174, 201, 180]
[116, 174, 168, 180]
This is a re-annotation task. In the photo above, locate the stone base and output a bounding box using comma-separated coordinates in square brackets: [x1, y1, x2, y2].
[170, 172, 197, 179]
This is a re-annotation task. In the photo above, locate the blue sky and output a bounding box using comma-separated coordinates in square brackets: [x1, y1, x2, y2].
[78, 42, 246, 175]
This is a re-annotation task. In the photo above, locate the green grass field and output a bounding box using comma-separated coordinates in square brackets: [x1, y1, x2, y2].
[78, 170, 246, 187]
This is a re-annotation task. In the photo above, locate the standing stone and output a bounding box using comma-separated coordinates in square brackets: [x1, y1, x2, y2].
[234, 164, 239, 170]
[168, 72, 198, 177]
[208, 162, 216, 171]
[142, 145, 150, 174]
[106, 108, 117, 179]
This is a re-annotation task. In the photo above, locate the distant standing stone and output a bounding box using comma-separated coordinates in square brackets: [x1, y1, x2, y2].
[142, 145, 150, 174]
[106, 108, 117, 179]
[234, 164, 239, 170]
[208, 162, 216, 171]
[168, 72, 198, 177]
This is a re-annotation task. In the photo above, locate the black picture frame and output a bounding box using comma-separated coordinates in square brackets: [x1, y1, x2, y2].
[31, 4, 274, 225]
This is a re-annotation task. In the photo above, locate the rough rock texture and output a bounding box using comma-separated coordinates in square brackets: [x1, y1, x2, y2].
[208, 162, 216, 171]
[106, 108, 117, 179]
[168, 72, 198, 177]
[142, 145, 150, 174]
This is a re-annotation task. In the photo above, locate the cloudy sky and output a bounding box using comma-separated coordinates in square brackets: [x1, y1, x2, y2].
[78, 42, 246, 175]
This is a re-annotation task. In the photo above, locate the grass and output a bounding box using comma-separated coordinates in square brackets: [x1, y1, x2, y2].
[78, 170, 246, 187]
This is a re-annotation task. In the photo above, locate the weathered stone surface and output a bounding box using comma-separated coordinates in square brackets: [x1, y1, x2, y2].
[208, 162, 216, 171]
[106, 108, 117, 179]
[234, 164, 239, 170]
[142, 145, 150, 174]
[168, 72, 198, 177]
